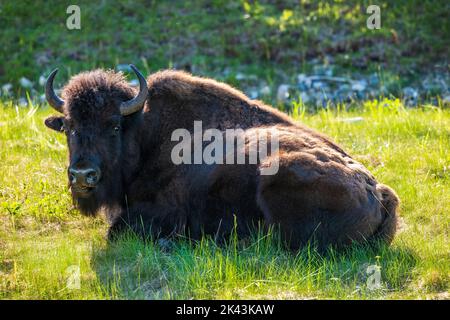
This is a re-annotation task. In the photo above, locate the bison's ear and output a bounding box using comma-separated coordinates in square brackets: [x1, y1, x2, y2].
[44, 116, 64, 132]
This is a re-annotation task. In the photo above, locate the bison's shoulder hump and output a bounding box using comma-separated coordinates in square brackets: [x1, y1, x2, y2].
[147, 70, 250, 102]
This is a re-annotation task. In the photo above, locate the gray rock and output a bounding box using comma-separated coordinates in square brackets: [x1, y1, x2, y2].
[336, 117, 364, 123]
[335, 89, 354, 103]
[19, 77, 33, 89]
[442, 94, 450, 105]
[39, 94, 46, 103]
[351, 80, 367, 92]
[259, 85, 271, 96]
[299, 77, 313, 90]
[309, 76, 351, 87]
[402, 87, 419, 107]
[235, 72, 246, 80]
[313, 65, 334, 77]
[338, 83, 351, 91]
[2, 83, 12, 96]
[422, 76, 448, 93]
[249, 89, 259, 99]
[39, 75, 46, 87]
[297, 73, 307, 83]
[368, 74, 380, 86]
[277, 84, 290, 102]
[128, 79, 139, 87]
[117, 64, 132, 72]
[235, 73, 257, 81]
[312, 81, 326, 90]
[18, 98, 28, 107]
[379, 85, 388, 95]
[297, 74, 311, 90]
[299, 91, 310, 103]
[403, 87, 419, 97]
[313, 91, 329, 108]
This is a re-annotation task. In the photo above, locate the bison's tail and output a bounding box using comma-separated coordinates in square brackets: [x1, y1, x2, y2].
[370, 184, 400, 244]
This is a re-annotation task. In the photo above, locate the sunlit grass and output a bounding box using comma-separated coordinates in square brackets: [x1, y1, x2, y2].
[0, 100, 449, 299]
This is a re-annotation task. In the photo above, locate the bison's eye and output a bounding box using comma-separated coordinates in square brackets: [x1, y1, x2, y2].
[111, 125, 121, 136]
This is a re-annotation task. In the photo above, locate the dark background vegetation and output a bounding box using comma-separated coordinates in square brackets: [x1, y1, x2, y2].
[1, 0, 448, 102]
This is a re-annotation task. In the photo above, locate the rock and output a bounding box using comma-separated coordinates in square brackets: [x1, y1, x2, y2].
[313, 91, 329, 108]
[368, 74, 380, 86]
[128, 79, 139, 87]
[39, 94, 46, 103]
[422, 76, 448, 94]
[259, 85, 271, 96]
[19, 77, 33, 89]
[297, 74, 312, 90]
[312, 81, 326, 90]
[297, 73, 307, 83]
[235, 73, 257, 81]
[249, 89, 259, 99]
[337, 117, 364, 123]
[442, 94, 450, 105]
[379, 85, 389, 95]
[1, 83, 12, 96]
[309, 75, 350, 84]
[313, 65, 334, 77]
[299, 91, 310, 103]
[351, 80, 367, 92]
[338, 84, 351, 91]
[276, 84, 290, 102]
[117, 64, 132, 72]
[335, 88, 354, 103]
[39, 75, 46, 87]
[222, 67, 231, 76]
[18, 98, 28, 107]
[235, 72, 246, 80]
[402, 87, 419, 107]
[355, 90, 368, 100]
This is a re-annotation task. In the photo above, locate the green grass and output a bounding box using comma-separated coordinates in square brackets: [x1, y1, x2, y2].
[1, 99, 448, 299]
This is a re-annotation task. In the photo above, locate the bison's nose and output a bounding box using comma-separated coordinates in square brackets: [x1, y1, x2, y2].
[69, 166, 101, 187]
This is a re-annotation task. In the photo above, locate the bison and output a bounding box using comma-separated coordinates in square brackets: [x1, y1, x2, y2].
[44, 65, 399, 250]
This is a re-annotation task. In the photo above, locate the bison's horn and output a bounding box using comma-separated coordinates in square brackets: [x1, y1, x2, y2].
[120, 64, 147, 116]
[45, 68, 65, 113]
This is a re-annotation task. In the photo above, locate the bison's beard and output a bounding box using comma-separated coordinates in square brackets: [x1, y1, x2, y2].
[71, 172, 123, 217]
[73, 191, 101, 216]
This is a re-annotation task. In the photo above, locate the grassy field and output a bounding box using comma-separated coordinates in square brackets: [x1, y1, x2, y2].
[0, 99, 448, 299]
[0, 0, 448, 300]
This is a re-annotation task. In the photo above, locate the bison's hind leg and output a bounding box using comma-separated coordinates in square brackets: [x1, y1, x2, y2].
[369, 184, 400, 245]
[256, 153, 393, 251]
[255, 156, 334, 250]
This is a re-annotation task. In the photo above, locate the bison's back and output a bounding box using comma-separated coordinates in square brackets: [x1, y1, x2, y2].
[145, 70, 294, 130]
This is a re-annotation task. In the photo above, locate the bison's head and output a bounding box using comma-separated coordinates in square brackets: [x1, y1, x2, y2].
[44, 65, 147, 215]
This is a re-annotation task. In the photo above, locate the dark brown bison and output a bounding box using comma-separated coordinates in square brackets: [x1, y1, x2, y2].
[44, 65, 399, 250]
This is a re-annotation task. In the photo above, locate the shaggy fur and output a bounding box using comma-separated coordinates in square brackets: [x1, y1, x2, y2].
[44, 69, 400, 250]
